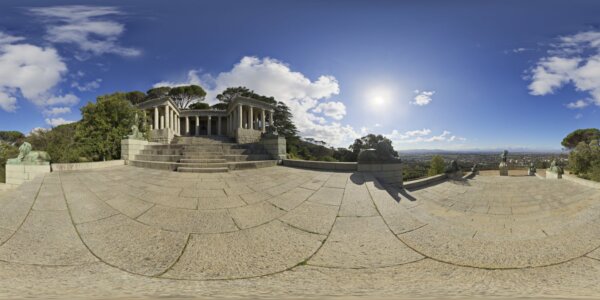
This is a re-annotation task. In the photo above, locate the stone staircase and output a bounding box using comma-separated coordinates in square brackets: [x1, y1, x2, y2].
[129, 136, 277, 173]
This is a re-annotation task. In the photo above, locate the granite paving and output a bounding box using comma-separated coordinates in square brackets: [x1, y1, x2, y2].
[1, 165, 600, 299]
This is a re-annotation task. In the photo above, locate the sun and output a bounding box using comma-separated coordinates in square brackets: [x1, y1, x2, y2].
[365, 86, 393, 111]
[373, 96, 386, 106]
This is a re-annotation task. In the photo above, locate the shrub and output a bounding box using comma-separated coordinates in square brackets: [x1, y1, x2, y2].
[428, 155, 445, 176]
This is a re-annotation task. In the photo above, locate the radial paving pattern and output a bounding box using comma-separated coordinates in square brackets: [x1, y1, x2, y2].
[1, 165, 600, 298]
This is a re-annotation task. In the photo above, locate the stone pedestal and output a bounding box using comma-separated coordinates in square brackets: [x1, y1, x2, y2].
[546, 171, 562, 179]
[260, 135, 287, 160]
[5, 163, 50, 187]
[358, 162, 403, 188]
[499, 162, 508, 176]
[121, 138, 149, 162]
[528, 170, 536, 176]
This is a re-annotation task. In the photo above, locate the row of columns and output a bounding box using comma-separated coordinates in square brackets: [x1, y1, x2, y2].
[151, 105, 180, 134]
[182, 116, 224, 136]
[229, 104, 273, 133]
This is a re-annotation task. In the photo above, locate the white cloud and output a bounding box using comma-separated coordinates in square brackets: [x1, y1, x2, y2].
[155, 56, 356, 147]
[313, 101, 346, 120]
[45, 93, 79, 106]
[71, 78, 101, 91]
[155, 57, 467, 148]
[0, 32, 24, 45]
[411, 90, 435, 106]
[29, 5, 140, 58]
[527, 30, 600, 107]
[43, 106, 71, 116]
[566, 99, 589, 109]
[575, 113, 583, 119]
[45, 117, 75, 127]
[0, 32, 68, 112]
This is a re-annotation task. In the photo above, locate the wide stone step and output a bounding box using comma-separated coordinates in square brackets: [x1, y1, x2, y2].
[177, 167, 229, 173]
[134, 154, 182, 162]
[223, 154, 273, 161]
[179, 159, 227, 163]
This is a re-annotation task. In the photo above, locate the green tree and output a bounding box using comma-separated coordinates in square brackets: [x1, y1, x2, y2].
[125, 91, 147, 105]
[211, 103, 228, 110]
[168, 85, 207, 109]
[188, 102, 210, 110]
[76, 93, 144, 161]
[216, 87, 277, 105]
[562, 128, 600, 149]
[0, 131, 25, 145]
[146, 86, 171, 99]
[0, 142, 19, 183]
[26, 128, 50, 151]
[428, 155, 445, 176]
[273, 101, 298, 138]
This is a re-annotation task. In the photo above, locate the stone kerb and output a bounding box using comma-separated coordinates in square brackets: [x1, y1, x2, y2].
[282, 159, 358, 171]
[404, 173, 447, 190]
[562, 173, 600, 189]
[51, 160, 125, 172]
[260, 135, 287, 160]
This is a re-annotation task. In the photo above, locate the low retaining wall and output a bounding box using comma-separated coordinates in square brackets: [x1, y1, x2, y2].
[562, 173, 600, 189]
[5, 164, 51, 186]
[51, 160, 125, 172]
[404, 174, 447, 190]
[282, 159, 357, 171]
[357, 162, 403, 187]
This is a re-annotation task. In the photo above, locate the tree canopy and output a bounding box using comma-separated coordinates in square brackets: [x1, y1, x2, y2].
[76, 93, 145, 161]
[428, 155, 445, 176]
[168, 85, 207, 109]
[146, 86, 171, 99]
[561, 128, 600, 149]
[188, 102, 210, 110]
[0, 131, 25, 145]
[216, 86, 276, 105]
[124, 91, 147, 105]
[349, 134, 397, 161]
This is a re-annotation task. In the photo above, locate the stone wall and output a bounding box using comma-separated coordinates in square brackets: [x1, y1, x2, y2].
[282, 159, 357, 171]
[149, 128, 174, 144]
[122, 139, 158, 162]
[403, 173, 447, 190]
[235, 128, 262, 144]
[260, 136, 287, 160]
[357, 162, 403, 187]
[5, 164, 51, 187]
[51, 160, 125, 172]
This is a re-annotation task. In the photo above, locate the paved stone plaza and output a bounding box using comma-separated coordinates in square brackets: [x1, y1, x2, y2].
[1, 165, 600, 298]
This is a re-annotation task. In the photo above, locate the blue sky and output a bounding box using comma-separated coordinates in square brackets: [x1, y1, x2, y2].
[0, 0, 599, 150]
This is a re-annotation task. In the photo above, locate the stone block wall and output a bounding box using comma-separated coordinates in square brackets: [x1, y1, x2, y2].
[235, 128, 262, 144]
[121, 139, 149, 162]
[260, 136, 287, 160]
[149, 128, 174, 144]
[282, 159, 357, 171]
[357, 162, 403, 187]
[51, 160, 125, 172]
[5, 164, 51, 186]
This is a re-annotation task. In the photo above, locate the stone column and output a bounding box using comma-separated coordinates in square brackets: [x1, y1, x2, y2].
[195, 116, 200, 136]
[249, 106, 254, 129]
[160, 115, 164, 129]
[261, 109, 266, 133]
[165, 105, 170, 130]
[185, 117, 189, 135]
[217, 116, 222, 135]
[154, 107, 159, 130]
[207, 116, 212, 136]
[238, 105, 243, 129]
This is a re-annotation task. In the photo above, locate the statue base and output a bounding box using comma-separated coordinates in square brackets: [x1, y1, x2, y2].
[499, 162, 508, 176]
[528, 170, 536, 176]
[546, 171, 562, 179]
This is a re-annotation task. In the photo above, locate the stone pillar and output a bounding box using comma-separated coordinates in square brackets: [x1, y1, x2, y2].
[165, 105, 170, 130]
[261, 109, 266, 133]
[160, 116, 164, 129]
[217, 116, 222, 135]
[249, 106, 254, 129]
[185, 117, 189, 135]
[238, 105, 243, 129]
[207, 116, 212, 136]
[154, 107, 159, 130]
[195, 116, 200, 136]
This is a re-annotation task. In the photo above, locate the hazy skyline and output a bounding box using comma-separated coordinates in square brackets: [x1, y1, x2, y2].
[0, 0, 598, 150]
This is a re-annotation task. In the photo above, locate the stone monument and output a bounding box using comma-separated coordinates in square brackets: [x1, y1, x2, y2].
[547, 160, 563, 179]
[499, 150, 509, 176]
[357, 141, 403, 187]
[127, 113, 145, 140]
[5, 142, 51, 186]
[122, 113, 149, 162]
[528, 163, 536, 176]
